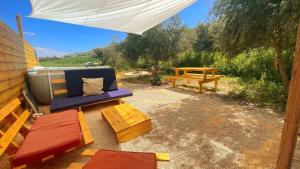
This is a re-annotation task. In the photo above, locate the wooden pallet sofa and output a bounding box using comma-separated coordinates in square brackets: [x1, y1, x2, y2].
[50, 68, 132, 112]
[0, 98, 93, 169]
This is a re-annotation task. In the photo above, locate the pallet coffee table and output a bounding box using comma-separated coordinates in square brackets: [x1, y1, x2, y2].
[101, 103, 152, 143]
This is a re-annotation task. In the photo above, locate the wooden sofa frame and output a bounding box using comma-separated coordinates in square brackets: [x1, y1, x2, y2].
[51, 78, 123, 96]
[67, 149, 170, 169]
[0, 98, 94, 169]
[51, 77, 125, 111]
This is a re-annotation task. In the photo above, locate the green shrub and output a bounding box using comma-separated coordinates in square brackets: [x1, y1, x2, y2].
[228, 74, 286, 108]
[211, 52, 234, 75]
[231, 48, 281, 82]
[175, 50, 201, 67]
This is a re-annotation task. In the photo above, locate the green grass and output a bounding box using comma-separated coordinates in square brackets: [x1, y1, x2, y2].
[40, 55, 100, 67]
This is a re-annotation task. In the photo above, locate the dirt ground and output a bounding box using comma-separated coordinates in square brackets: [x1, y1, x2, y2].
[0, 78, 284, 169]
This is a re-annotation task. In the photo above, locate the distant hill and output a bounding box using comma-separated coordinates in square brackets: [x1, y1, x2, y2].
[39, 51, 100, 67]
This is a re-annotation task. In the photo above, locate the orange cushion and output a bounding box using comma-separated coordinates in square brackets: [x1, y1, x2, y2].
[83, 150, 157, 169]
[30, 109, 78, 131]
[12, 111, 82, 167]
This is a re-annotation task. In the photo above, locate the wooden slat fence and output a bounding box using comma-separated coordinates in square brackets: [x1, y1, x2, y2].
[0, 21, 38, 109]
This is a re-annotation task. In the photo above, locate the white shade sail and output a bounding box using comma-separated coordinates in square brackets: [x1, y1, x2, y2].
[29, 0, 197, 34]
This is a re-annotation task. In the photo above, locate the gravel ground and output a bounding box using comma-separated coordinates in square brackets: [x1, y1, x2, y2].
[0, 80, 284, 169]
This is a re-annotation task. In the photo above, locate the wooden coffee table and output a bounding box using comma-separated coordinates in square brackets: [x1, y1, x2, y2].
[101, 103, 152, 143]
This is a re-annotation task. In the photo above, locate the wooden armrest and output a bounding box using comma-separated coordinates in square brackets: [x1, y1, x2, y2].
[77, 111, 94, 145]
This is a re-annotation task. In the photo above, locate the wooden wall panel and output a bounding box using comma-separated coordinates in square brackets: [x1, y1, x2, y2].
[23, 40, 38, 69]
[0, 21, 38, 108]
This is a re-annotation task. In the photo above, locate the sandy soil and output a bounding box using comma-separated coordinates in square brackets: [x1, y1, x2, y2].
[0, 79, 284, 169]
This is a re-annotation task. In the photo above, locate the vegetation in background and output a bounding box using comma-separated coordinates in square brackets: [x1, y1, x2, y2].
[39, 52, 98, 67]
[212, 0, 300, 89]
[39, 0, 300, 110]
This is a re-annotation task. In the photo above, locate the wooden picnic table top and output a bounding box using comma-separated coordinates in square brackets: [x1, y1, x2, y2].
[175, 67, 217, 71]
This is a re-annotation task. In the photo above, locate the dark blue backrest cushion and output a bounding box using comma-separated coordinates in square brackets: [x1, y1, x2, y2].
[64, 68, 118, 97]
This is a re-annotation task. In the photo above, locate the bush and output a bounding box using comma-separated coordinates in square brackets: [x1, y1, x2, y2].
[231, 48, 281, 82]
[174, 50, 201, 67]
[228, 74, 286, 108]
[211, 52, 234, 75]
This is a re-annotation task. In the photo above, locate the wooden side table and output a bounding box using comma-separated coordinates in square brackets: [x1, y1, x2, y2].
[101, 103, 152, 143]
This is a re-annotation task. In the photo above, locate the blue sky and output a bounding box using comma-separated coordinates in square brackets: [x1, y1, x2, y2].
[0, 0, 214, 57]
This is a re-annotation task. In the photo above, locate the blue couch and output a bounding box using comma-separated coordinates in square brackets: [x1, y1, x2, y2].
[50, 68, 132, 112]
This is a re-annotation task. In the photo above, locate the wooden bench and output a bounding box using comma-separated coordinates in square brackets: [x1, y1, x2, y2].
[167, 67, 224, 93]
[67, 149, 170, 169]
[0, 98, 93, 169]
[101, 103, 152, 143]
[167, 75, 223, 93]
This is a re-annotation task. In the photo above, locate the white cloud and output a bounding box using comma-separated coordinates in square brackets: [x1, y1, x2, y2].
[35, 47, 69, 57]
[24, 32, 36, 36]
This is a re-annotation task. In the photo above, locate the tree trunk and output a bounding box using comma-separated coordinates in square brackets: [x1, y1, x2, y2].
[150, 59, 161, 86]
[274, 42, 289, 89]
[276, 21, 300, 169]
[272, 26, 289, 89]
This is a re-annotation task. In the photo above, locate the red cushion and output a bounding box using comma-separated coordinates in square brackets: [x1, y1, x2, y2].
[13, 122, 82, 167]
[31, 109, 78, 131]
[83, 150, 157, 169]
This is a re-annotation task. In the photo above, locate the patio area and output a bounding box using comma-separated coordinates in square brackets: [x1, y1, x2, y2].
[1, 1, 300, 167]
[0, 80, 284, 169]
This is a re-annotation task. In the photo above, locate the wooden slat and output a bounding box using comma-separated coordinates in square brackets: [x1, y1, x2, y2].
[81, 149, 97, 157]
[0, 76, 24, 93]
[41, 155, 54, 162]
[67, 163, 85, 169]
[78, 111, 94, 145]
[0, 130, 19, 149]
[0, 84, 23, 108]
[53, 89, 68, 95]
[156, 153, 170, 161]
[0, 98, 21, 121]
[168, 76, 221, 81]
[0, 20, 37, 113]
[0, 110, 30, 156]
[117, 82, 123, 87]
[101, 104, 152, 143]
[12, 164, 26, 169]
[0, 62, 26, 72]
[65, 147, 77, 153]
[51, 79, 66, 84]
[102, 104, 150, 132]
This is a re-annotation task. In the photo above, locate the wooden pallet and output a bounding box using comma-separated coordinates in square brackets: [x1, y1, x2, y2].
[101, 103, 152, 143]
[0, 98, 94, 169]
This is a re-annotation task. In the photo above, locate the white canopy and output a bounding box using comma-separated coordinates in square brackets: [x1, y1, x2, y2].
[29, 0, 197, 34]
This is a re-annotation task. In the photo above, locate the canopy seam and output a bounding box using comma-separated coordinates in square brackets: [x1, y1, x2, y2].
[119, 0, 154, 31]
[84, 0, 108, 25]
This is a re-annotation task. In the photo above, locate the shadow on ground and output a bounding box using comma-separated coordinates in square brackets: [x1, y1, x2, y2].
[0, 82, 283, 169]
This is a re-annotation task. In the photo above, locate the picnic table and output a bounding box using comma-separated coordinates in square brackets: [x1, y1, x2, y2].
[168, 67, 223, 93]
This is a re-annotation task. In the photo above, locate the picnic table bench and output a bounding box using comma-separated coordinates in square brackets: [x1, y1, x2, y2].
[167, 67, 223, 93]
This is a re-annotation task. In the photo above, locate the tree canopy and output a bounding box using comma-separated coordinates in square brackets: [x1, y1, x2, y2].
[120, 16, 185, 68]
[211, 0, 300, 87]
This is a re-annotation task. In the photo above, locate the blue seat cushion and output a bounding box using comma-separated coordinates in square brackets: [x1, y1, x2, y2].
[50, 89, 132, 112]
[64, 68, 118, 97]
